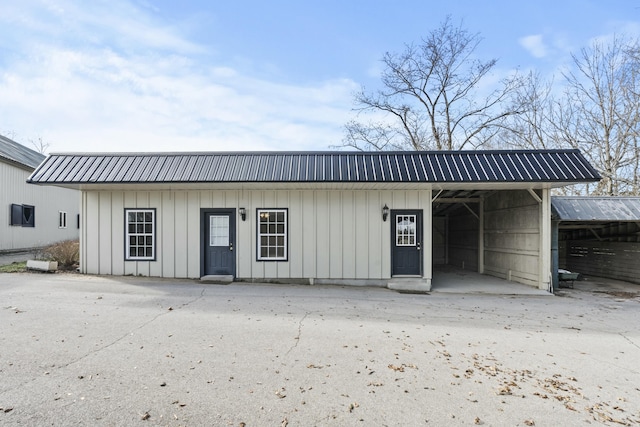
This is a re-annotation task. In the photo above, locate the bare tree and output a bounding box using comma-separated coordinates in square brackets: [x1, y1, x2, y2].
[552, 35, 640, 196]
[499, 71, 559, 150]
[343, 16, 525, 151]
[30, 137, 50, 154]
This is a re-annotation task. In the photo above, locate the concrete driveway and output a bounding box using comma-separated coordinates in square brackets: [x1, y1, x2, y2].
[1, 273, 639, 426]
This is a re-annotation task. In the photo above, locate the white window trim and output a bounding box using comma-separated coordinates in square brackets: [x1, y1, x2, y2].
[59, 211, 67, 229]
[125, 208, 156, 261]
[257, 208, 288, 261]
[396, 214, 417, 246]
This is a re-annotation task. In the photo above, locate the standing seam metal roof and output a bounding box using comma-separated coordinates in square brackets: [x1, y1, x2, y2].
[27, 149, 601, 184]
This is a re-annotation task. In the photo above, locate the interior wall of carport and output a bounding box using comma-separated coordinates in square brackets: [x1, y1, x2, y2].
[483, 189, 550, 289]
[79, 188, 433, 282]
[444, 203, 480, 271]
[434, 189, 550, 289]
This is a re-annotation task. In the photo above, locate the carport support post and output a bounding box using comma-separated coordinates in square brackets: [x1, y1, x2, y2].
[551, 220, 560, 291]
[539, 189, 552, 291]
[478, 198, 484, 274]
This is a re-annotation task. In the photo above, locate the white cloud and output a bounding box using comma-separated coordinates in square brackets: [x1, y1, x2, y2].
[519, 34, 548, 59]
[0, 1, 358, 153]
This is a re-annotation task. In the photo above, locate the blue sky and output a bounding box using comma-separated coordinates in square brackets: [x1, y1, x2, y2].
[1, 0, 638, 153]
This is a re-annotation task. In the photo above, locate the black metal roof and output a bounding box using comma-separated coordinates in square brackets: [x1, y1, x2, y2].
[0, 134, 46, 170]
[28, 149, 600, 185]
[552, 196, 640, 221]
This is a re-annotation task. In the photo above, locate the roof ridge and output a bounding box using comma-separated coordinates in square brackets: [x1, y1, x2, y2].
[45, 148, 581, 156]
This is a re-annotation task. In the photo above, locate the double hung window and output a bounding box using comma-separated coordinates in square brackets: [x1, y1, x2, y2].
[125, 209, 155, 260]
[257, 209, 287, 261]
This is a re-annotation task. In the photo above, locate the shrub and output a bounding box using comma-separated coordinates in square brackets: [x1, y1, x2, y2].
[43, 240, 79, 269]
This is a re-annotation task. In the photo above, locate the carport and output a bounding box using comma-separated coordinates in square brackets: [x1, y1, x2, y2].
[432, 187, 559, 291]
[551, 196, 640, 288]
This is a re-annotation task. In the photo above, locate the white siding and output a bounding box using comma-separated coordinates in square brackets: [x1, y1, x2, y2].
[80, 188, 432, 282]
[1, 161, 80, 252]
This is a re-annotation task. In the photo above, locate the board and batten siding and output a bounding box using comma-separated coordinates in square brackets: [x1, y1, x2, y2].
[80, 188, 432, 282]
[1, 161, 80, 251]
[482, 189, 551, 289]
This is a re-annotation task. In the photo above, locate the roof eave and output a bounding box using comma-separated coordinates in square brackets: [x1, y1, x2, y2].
[1, 155, 36, 172]
[27, 178, 599, 192]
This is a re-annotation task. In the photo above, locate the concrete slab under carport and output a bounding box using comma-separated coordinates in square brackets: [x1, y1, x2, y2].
[430, 265, 551, 295]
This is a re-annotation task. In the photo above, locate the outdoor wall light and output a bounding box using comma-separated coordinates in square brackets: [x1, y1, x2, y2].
[382, 204, 389, 222]
[239, 207, 246, 221]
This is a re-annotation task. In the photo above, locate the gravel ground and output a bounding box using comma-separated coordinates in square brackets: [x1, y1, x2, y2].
[0, 273, 639, 426]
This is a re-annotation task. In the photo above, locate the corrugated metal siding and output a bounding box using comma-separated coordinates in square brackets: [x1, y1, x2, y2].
[29, 150, 600, 185]
[0, 161, 80, 251]
[552, 197, 640, 221]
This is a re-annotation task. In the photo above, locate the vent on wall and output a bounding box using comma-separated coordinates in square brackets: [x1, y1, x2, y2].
[10, 204, 35, 227]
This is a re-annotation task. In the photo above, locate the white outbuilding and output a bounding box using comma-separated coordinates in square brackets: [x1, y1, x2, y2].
[28, 149, 600, 292]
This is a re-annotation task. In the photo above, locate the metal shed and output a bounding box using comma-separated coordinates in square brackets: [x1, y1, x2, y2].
[551, 196, 640, 287]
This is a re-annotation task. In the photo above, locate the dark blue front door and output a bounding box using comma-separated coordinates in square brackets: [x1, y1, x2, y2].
[202, 209, 235, 277]
[391, 210, 423, 276]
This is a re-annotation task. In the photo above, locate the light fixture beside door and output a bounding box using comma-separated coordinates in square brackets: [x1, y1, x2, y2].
[382, 204, 389, 222]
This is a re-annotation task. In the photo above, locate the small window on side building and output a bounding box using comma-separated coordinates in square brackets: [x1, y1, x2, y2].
[59, 211, 67, 228]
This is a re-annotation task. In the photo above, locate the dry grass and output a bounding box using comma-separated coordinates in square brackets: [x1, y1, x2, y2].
[0, 261, 27, 273]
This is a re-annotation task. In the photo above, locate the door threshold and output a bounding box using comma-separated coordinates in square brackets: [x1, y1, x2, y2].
[388, 277, 431, 293]
[200, 275, 234, 284]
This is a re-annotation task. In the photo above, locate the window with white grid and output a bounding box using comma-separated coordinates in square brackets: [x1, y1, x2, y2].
[396, 214, 416, 246]
[257, 209, 287, 261]
[125, 209, 155, 260]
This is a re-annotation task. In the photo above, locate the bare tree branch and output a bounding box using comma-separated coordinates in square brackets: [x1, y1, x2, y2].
[342, 16, 523, 151]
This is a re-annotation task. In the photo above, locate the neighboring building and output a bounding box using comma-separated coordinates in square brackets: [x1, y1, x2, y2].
[551, 196, 640, 285]
[28, 149, 600, 292]
[1, 135, 79, 252]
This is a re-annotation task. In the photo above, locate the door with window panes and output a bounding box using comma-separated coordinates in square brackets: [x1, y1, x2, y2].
[391, 210, 423, 276]
[202, 209, 236, 276]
